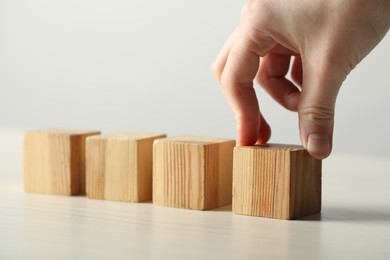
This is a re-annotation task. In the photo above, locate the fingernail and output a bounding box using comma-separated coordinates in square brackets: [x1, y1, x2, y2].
[307, 134, 330, 159]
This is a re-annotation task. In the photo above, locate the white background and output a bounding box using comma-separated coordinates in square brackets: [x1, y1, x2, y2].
[1, 0, 389, 157]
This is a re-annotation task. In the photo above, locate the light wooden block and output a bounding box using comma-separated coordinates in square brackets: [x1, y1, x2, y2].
[233, 144, 322, 220]
[24, 129, 100, 195]
[153, 136, 235, 210]
[86, 132, 166, 202]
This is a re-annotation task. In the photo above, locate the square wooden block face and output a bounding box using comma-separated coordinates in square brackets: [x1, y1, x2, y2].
[153, 136, 235, 210]
[24, 129, 100, 195]
[233, 144, 322, 220]
[86, 132, 166, 202]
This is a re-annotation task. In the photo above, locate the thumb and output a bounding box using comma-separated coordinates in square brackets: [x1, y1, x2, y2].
[298, 58, 343, 159]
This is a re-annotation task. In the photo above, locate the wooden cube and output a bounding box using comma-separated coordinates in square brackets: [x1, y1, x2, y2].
[86, 132, 166, 202]
[24, 129, 100, 195]
[153, 136, 235, 210]
[233, 144, 322, 220]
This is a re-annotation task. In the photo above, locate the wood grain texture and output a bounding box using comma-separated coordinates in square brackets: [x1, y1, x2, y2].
[86, 132, 166, 202]
[23, 129, 100, 195]
[153, 136, 235, 210]
[233, 144, 322, 220]
[5, 129, 390, 259]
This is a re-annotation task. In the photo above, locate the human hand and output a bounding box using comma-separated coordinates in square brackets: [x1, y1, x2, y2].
[213, 0, 390, 159]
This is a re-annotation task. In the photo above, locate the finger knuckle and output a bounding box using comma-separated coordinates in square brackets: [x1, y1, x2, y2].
[299, 106, 335, 126]
[256, 69, 267, 86]
[211, 60, 222, 78]
[219, 72, 229, 89]
[220, 72, 233, 91]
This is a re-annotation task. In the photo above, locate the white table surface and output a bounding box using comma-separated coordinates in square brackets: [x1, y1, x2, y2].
[1, 129, 389, 260]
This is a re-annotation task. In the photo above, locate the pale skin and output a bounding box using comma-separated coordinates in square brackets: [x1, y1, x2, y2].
[213, 0, 390, 159]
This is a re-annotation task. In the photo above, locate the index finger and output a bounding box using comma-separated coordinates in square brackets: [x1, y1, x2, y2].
[220, 28, 276, 145]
